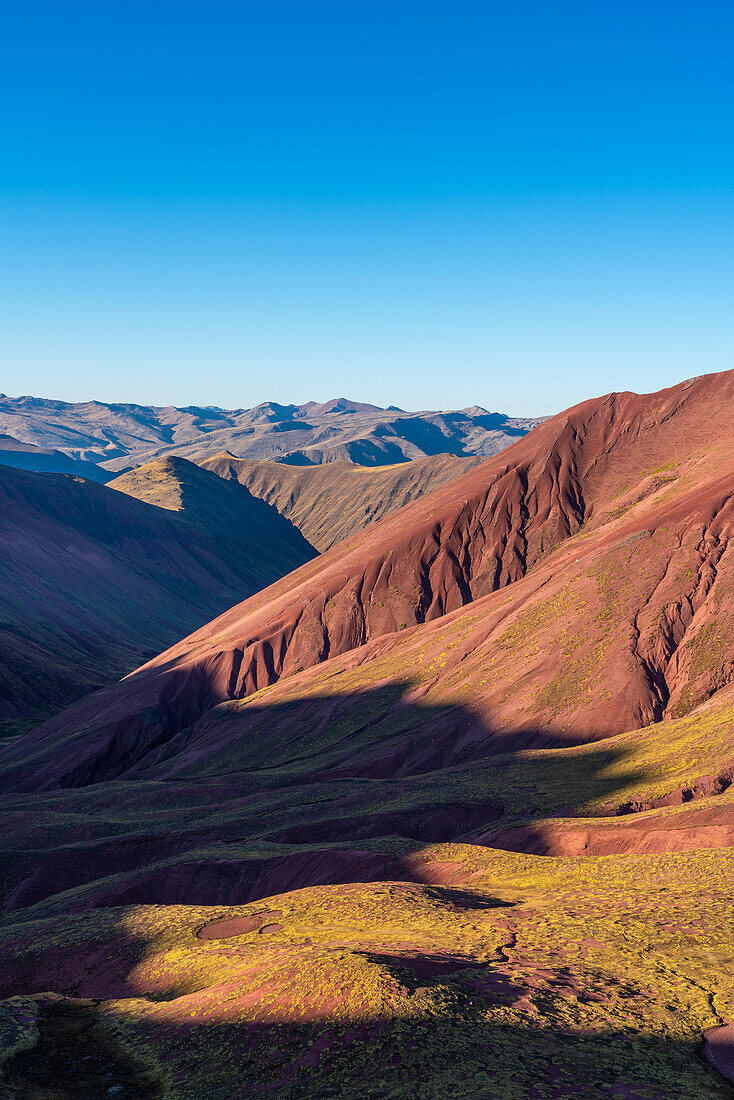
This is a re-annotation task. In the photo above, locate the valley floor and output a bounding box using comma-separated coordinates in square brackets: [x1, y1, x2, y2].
[1, 843, 733, 1098]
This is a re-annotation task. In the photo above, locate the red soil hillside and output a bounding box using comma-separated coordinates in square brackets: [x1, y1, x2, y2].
[3, 369, 733, 791]
[200, 451, 481, 551]
[2, 376, 734, 1099]
[0, 460, 314, 737]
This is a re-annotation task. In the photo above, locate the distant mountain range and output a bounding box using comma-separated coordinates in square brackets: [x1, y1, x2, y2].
[0, 393, 544, 475]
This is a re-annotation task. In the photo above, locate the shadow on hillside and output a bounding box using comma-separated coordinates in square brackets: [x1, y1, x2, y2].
[124, 677, 635, 784]
[0, 680, 653, 913]
[2, 676, 728, 1095]
[1, 986, 728, 1099]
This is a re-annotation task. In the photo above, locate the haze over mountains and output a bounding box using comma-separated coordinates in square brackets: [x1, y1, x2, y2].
[1, 374, 733, 1098]
[0, 433, 111, 482]
[0, 393, 543, 473]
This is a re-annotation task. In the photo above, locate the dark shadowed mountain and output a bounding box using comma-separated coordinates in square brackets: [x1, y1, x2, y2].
[0, 458, 314, 737]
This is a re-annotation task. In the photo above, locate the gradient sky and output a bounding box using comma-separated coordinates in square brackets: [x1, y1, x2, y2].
[1, 1, 732, 416]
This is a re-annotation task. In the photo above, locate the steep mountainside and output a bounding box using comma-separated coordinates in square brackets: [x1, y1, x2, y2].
[108, 455, 316, 584]
[0, 393, 542, 472]
[7, 371, 732, 790]
[200, 452, 482, 551]
[0, 461, 314, 736]
[1, 375, 733, 1098]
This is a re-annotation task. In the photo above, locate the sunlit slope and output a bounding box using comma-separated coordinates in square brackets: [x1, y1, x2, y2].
[200, 452, 481, 551]
[2, 847, 732, 1098]
[4, 369, 733, 790]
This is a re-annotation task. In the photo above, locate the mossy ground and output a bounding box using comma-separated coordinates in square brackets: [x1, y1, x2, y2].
[2, 848, 733, 1097]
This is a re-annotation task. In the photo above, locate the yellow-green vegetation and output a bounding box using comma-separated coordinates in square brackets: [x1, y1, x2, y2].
[153, 673, 734, 829]
[2, 847, 733, 1098]
[2, 689, 733, 1095]
[0, 998, 38, 1072]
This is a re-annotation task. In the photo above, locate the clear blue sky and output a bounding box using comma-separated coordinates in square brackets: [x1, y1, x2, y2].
[1, 1, 732, 416]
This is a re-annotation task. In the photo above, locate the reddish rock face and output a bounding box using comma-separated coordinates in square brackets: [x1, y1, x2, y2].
[3, 370, 733, 792]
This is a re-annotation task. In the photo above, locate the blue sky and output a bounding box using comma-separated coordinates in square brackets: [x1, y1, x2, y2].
[1, 1, 732, 415]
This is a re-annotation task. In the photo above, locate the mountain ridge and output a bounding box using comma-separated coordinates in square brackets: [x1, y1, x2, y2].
[0, 458, 315, 736]
[199, 451, 483, 551]
[5, 370, 732, 790]
[0, 393, 544, 473]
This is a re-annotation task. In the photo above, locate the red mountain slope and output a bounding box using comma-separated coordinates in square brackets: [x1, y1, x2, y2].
[2, 370, 732, 790]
